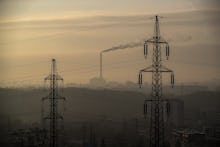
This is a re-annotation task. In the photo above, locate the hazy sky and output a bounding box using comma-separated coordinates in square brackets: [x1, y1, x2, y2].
[0, 0, 220, 87]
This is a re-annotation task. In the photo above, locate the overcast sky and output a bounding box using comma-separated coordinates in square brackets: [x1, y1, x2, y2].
[0, 0, 219, 87]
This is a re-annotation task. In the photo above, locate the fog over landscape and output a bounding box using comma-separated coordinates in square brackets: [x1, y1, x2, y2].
[0, 0, 220, 87]
[0, 0, 220, 147]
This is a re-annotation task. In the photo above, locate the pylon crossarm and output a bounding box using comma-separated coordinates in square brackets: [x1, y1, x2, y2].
[145, 99, 168, 102]
[145, 38, 155, 44]
[56, 74, 64, 81]
[44, 115, 51, 120]
[56, 96, 66, 101]
[57, 115, 64, 120]
[44, 75, 52, 81]
[157, 37, 168, 44]
[44, 114, 64, 120]
[139, 65, 154, 73]
[159, 66, 173, 72]
[42, 96, 50, 101]
[44, 74, 63, 81]
[145, 38, 168, 44]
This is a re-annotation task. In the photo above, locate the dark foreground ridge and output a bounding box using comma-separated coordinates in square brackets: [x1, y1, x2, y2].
[0, 87, 219, 147]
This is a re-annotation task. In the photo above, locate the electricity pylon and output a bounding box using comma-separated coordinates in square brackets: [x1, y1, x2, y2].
[138, 15, 174, 147]
[42, 59, 65, 147]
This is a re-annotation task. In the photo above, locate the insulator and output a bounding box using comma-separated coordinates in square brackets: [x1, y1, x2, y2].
[144, 43, 148, 59]
[166, 102, 170, 116]
[170, 74, 172, 85]
[144, 103, 147, 115]
[138, 73, 142, 88]
[166, 44, 170, 60]
[171, 72, 174, 88]
[63, 101, 66, 111]
[172, 73, 175, 85]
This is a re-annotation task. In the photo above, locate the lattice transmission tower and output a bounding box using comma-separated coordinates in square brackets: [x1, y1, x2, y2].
[42, 59, 65, 147]
[138, 15, 174, 147]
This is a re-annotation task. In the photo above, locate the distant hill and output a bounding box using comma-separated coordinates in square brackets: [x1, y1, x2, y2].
[0, 87, 219, 124]
[0, 87, 145, 123]
[177, 91, 220, 109]
[177, 91, 220, 126]
[64, 87, 145, 120]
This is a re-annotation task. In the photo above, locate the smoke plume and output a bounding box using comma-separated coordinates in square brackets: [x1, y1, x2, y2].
[102, 40, 144, 53]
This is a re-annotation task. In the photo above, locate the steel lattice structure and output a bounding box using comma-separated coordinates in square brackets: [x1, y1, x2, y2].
[138, 15, 174, 147]
[42, 59, 65, 147]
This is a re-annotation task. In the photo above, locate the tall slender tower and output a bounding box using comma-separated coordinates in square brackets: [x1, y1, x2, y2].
[138, 16, 174, 147]
[42, 59, 65, 147]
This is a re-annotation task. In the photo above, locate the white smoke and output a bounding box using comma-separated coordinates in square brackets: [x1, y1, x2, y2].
[101, 40, 145, 53]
